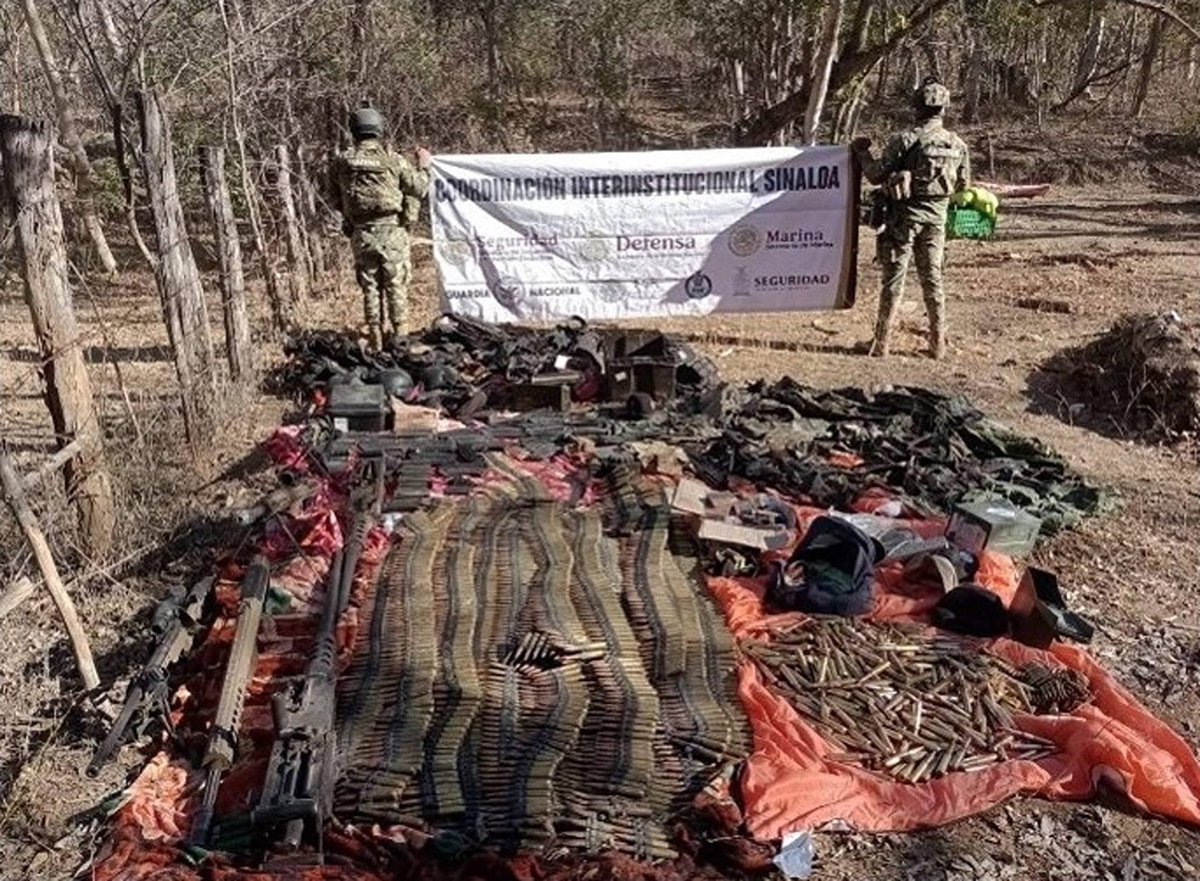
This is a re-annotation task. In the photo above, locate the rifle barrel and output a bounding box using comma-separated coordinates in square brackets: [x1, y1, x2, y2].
[190, 557, 269, 846]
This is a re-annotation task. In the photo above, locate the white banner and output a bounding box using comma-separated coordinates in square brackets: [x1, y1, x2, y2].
[431, 146, 859, 322]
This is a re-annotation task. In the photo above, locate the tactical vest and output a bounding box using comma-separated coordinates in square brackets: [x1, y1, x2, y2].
[905, 125, 965, 199]
[341, 144, 404, 223]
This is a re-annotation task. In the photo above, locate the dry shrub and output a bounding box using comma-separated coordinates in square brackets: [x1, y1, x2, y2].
[1041, 312, 1200, 441]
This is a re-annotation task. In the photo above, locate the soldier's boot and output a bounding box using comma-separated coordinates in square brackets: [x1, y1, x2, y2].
[924, 296, 947, 359]
[385, 310, 408, 345]
[929, 319, 947, 360]
[367, 322, 384, 350]
[868, 291, 901, 357]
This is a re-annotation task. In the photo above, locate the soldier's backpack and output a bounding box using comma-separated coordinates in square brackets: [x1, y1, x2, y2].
[767, 516, 884, 616]
[908, 127, 965, 199]
[342, 146, 404, 221]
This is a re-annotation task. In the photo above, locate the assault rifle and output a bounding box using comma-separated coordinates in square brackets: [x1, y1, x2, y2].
[190, 556, 270, 846]
[87, 576, 214, 776]
[252, 460, 384, 854]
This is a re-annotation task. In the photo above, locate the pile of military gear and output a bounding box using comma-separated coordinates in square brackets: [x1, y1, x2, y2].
[688, 378, 1112, 534]
[280, 321, 1109, 538]
[274, 318, 723, 418]
[1038, 311, 1200, 442]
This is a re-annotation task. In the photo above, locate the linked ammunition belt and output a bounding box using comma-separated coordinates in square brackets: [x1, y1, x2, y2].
[332, 481, 749, 857]
[335, 507, 450, 822]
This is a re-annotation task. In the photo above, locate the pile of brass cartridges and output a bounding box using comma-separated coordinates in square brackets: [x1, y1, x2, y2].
[745, 617, 1077, 784]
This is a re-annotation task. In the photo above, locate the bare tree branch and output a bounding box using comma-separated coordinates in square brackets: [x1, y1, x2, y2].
[1028, 0, 1200, 45]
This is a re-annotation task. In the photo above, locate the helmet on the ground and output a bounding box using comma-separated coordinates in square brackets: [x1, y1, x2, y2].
[349, 104, 383, 139]
[378, 367, 414, 399]
[913, 78, 950, 113]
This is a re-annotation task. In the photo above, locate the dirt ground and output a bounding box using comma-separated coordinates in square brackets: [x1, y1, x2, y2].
[1, 167, 1199, 877]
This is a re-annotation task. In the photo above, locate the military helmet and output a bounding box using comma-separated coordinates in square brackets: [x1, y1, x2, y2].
[349, 104, 383, 139]
[913, 78, 950, 113]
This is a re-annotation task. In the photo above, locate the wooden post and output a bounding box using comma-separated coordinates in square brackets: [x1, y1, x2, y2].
[200, 145, 254, 383]
[0, 115, 115, 556]
[275, 143, 310, 301]
[0, 444, 100, 690]
[2, 10, 20, 114]
[20, 0, 117, 276]
[136, 89, 215, 441]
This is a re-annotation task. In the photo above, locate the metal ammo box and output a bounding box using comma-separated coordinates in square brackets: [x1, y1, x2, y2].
[604, 330, 678, 401]
[945, 499, 1042, 559]
[327, 381, 389, 433]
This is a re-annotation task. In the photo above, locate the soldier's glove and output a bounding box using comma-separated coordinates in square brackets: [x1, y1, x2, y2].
[341, 218, 353, 237]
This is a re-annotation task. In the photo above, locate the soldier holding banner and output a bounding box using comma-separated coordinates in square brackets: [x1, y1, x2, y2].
[852, 78, 970, 360]
[331, 104, 431, 349]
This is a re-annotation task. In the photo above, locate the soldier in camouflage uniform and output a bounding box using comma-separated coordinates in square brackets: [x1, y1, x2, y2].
[331, 105, 431, 349]
[852, 78, 970, 359]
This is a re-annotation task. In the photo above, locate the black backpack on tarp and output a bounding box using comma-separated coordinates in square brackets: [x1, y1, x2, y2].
[768, 516, 884, 616]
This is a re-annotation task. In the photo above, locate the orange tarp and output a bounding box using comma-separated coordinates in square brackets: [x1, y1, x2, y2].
[92, 486, 1200, 881]
[712, 508, 1200, 838]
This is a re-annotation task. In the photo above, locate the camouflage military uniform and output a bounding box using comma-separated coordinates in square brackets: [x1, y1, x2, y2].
[331, 138, 429, 342]
[861, 114, 970, 358]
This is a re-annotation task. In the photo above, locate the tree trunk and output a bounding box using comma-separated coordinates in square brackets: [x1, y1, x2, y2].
[275, 143, 309, 301]
[482, 0, 502, 107]
[136, 90, 214, 443]
[1132, 16, 1165, 117]
[200, 145, 253, 384]
[0, 115, 115, 557]
[963, 2, 987, 124]
[92, 0, 124, 58]
[1072, 12, 1106, 100]
[803, 0, 845, 144]
[349, 0, 370, 94]
[846, 0, 875, 56]
[20, 0, 117, 276]
[218, 0, 288, 332]
[296, 145, 328, 281]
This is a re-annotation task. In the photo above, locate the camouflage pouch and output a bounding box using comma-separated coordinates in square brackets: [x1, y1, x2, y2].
[864, 189, 891, 229]
[400, 194, 421, 228]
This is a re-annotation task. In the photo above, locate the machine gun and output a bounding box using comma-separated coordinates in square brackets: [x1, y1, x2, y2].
[87, 577, 214, 776]
[252, 460, 383, 854]
[190, 556, 270, 846]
